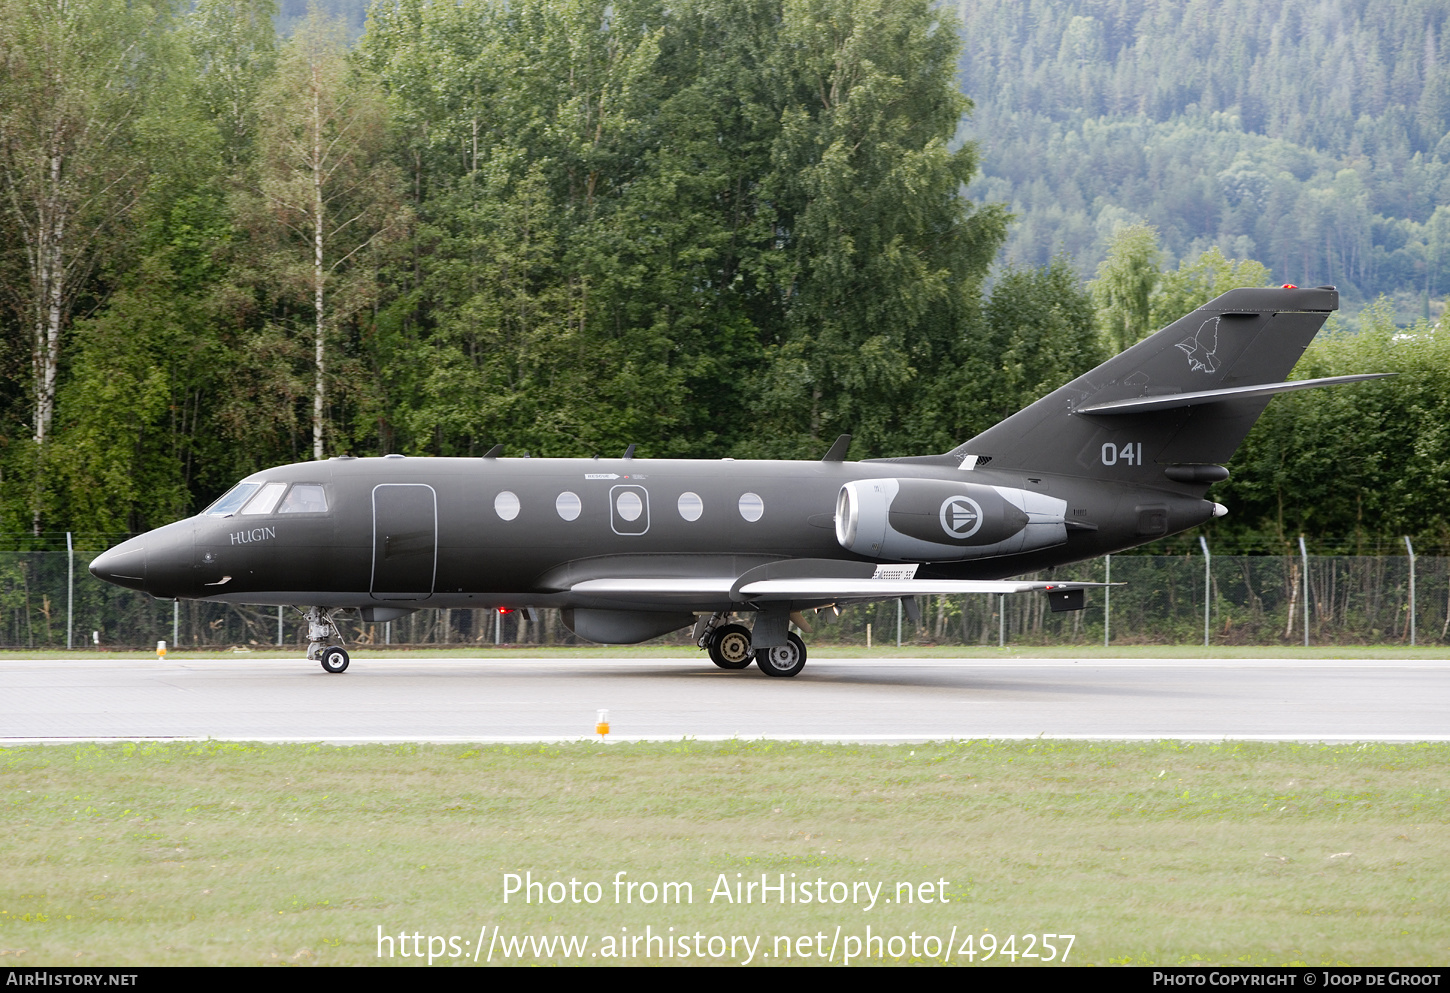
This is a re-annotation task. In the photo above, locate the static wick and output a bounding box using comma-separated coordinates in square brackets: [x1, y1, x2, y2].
[595, 709, 610, 738]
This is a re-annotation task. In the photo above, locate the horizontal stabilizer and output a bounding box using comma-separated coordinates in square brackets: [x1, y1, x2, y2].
[1075, 374, 1393, 415]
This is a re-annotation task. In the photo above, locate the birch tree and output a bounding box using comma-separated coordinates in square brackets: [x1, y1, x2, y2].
[186, 0, 278, 169]
[0, 0, 176, 452]
[247, 11, 406, 461]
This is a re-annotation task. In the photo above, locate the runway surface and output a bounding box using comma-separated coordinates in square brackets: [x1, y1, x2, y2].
[2, 655, 1447, 743]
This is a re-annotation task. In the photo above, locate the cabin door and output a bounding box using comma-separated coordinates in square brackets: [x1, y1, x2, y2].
[370, 484, 437, 600]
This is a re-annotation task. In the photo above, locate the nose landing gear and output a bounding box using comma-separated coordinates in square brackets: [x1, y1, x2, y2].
[305, 606, 350, 674]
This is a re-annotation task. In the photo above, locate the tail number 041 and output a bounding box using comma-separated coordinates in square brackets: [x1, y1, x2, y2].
[1101, 441, 1143, 466]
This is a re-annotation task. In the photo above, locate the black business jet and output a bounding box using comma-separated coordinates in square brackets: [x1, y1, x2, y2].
[90, 285, 1383, 676]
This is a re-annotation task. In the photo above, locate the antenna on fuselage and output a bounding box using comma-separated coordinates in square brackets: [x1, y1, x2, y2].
[482, 444, 503, 458]
[821, 434, 851, 462]
[623, 444, 636, 459]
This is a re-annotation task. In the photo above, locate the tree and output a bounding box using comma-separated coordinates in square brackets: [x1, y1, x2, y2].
[185, 0, 279, 169]
[1150, 246, 1272, 330]
[1220, 299, 1450, 550]
[363, 0, 1004, 461]
[987, 255, 1104, 416]
[1090, 223, 1161, 352]
[748, 0, 1006, 457]
[243, 10, 407, 460]
[0, 0, 179, 497]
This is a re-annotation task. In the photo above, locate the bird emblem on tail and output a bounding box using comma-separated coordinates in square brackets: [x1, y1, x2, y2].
[1176, 317, 1221, 373]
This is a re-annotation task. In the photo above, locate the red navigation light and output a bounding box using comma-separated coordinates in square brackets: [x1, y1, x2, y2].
[1281, 283, 1298, 289]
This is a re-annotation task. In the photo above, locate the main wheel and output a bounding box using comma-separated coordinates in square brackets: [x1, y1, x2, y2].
[756, 631, 807, 677]
[708, 623, 755, 669]
[320, 646, 350, 673]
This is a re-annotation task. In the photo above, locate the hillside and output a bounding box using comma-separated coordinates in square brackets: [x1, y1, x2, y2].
[955, 0, 1450, 318]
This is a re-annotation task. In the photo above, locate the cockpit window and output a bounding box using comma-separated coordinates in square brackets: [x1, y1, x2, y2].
[204, 482, 261, 517]
[278, 484, 328, 514]
[240, 481, 287, 515]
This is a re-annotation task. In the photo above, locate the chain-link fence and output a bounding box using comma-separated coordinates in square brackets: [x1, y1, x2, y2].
[823, 552, 1444, 648]
[0, 546, 1443, 650]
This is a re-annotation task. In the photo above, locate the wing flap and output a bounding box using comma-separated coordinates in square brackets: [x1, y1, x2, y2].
[737, 579, 1110, 599]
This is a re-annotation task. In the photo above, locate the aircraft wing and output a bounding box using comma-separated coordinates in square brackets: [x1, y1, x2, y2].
[567, 572, 1109, 604]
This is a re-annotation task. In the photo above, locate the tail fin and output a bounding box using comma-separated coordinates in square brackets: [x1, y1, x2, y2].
[948, 285, 1363, 483]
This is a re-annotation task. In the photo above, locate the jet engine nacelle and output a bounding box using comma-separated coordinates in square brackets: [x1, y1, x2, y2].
[835, 478, 1068, 562]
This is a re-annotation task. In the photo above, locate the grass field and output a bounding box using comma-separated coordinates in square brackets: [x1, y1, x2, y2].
[2, 738, 1446, 966]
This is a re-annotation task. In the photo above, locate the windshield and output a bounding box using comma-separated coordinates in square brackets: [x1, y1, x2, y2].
[203, 482, 261, 517]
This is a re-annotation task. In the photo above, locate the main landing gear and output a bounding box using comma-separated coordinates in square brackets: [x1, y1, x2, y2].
[707, 623, 755, 669]
[305, 606, 350, 674]
[698, 614, 808, 677]
[755, 632, 807, 677]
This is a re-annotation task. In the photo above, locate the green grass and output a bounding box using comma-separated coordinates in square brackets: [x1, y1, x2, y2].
[1, 739, 1446, 966]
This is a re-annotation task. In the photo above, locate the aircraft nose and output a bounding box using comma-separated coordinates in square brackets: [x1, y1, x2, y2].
[89, 537, 148, 591]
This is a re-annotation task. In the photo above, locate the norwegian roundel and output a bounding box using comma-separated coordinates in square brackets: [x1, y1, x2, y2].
[938, 495, 983, 539]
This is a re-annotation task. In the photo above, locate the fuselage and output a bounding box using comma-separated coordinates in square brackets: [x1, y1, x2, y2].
[89, 453, 1218, 612]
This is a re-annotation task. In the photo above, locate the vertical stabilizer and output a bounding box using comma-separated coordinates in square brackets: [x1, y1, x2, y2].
[949, 286, 1340, 482]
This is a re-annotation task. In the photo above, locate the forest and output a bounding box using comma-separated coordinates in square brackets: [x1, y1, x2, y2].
[0, 0, 1447, 561]
[957, 0, 1450, 319]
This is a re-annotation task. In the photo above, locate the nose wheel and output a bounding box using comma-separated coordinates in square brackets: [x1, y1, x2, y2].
[319, 646, 350, 673]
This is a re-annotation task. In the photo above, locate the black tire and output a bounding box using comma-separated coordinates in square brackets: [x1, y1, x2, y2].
[708, 623, 755, 669]
[756, 631, 807, 677]
[320, 646, 350, 673]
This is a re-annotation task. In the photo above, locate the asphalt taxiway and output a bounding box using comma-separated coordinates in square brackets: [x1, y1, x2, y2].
[2, 655, 1447, 743]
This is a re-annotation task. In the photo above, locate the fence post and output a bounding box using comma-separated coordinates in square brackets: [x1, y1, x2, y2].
[277, 605, 283, 646]
[1199, 536, 1211, 647]
[1103, 554, 1111, 648]
[1299, 536, 1309, 647]
[66, 533, 73, 649]
[173, 600, 179, 649]
[998, 594, 1005, 648]
[896, 597, 902, 647]
[1404, 536, 1416, 646]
